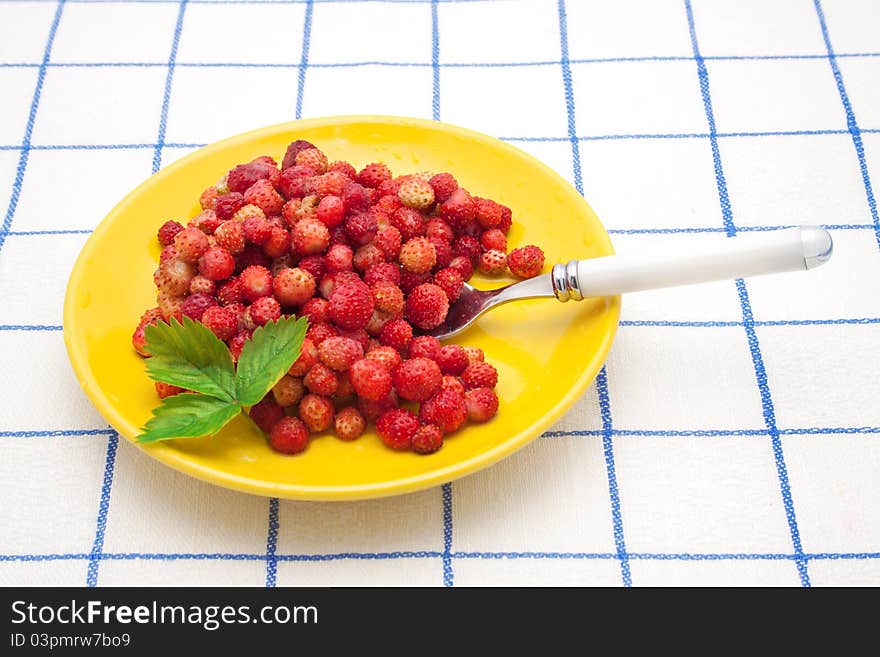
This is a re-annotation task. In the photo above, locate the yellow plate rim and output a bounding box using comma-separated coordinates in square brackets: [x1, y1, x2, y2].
[63, 114, 620, 501]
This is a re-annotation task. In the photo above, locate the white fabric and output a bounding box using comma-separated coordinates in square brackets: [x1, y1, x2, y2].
[1, 0, 879, 587]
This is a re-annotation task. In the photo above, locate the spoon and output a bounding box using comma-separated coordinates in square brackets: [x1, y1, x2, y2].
[428, 225, 833, 340]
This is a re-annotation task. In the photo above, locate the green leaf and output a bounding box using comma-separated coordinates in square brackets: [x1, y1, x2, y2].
[136, 393, 241, 444]
[235, 315, 309, 406]
[144, 317, 236, 402]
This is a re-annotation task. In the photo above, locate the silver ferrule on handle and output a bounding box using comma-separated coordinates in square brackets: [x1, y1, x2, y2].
[551, 225, 833, 302]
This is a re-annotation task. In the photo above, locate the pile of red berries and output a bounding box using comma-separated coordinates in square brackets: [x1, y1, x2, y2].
[133, 139, 545, 455]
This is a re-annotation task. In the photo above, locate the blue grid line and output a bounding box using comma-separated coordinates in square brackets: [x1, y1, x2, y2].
[0, 0, 496, 3]
[294, 0, 313, 120]
[265, 497, 279, 587]
[7, 50, 880, 70]
[85, 431, 119, 587]
[685, 0, 810, 587]
[0, 428, 115, 437]
[0, 0, 64, 256]
[556, 0, 582, 196]
[0, 324, 64, 331]
[431, 0, 440, 121]
[152, 0, 188, 174]
[442, 482, 453, 586]
[813, 0, 880, 252]
[736, 278, 810, 585]
[595, 367, 631, 586]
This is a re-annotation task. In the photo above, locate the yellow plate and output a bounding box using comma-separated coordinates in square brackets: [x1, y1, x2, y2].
[63, 116, 619, 501]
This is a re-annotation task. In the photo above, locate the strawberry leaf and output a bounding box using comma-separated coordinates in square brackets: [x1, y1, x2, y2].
[235, 316, 309, 406]
[144, 317, 236, 402]
[136, 393, 241, 444]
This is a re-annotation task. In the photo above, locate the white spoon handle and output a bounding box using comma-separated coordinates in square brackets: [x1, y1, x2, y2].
[551, 226, 833, 301]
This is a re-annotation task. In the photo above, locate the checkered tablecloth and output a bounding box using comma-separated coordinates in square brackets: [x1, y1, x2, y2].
[1, 0, 878, 588]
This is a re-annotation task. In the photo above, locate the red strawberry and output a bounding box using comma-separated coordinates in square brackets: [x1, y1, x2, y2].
[408, 335, 441, 360]
[404, 283, 449, 330]
[157, 220, 184, 246]
[412, 424, 443, 455]
[239, 265, 273, 302]
[155, 381, 185, 399]
[364, 262, 401, 286]
[429, 173, 458, 203]
[462, 361, 498, 389]
[390, 207, 426, 241]
[365, 345, 402, 371]
[376, 408, 419, 450]
[269, 416, 309, 454]
[272, 375, 305, 408]
[299, 394, 334, 433]
[473, 197, 503, 229]
[393, 357, 441, 402]
[479, 249, 507, 275]
[358, 162, 392, 189]
[201, 305, 238, 340]
[378, 318, 413, 352]
[433, 267, 464, 302]
[328, 281, 374, 330]
[304, 363, 338, 396]
[349, 358, 393, 401]
[419, 389, 467, 434]
[439, 187, 475, 231]
[288, 337, 318, 376]
[281, 139, 316, 170]
[480, 228, 507, 252]
[292, 218, 330, 256]
[295, 148, 328, 174]
[273, 267, 315, 307]
[250, 396, 285, 433]
[507, 245, 545, 278]
[198, 247, 235, 281]
[435, 344, 469, 375]
[334, 406, 366, 441]
[180, 292, 217, 321]
[318, 336, 364, 371]
[214, 192, 245, 221]
[465, 387, 499, 422]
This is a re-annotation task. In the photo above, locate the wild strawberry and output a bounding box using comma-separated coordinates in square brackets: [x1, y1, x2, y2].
[479, 249, 507, 275]
[292, 218, 330, 256]
[325, 243, 353, 272]
[365, 309, 394, 336]
[214, 192, 245, 221]
[272, 375, 305, 408]
[227, 161, 278, 195]
[462, 361, 498, 389]
[342, 181, 371, 213]
[313, 171, 348, 198]
[480, 229, 507, 252]
[297, 255, 326, 281]
[433, 267, 464, 302]
[371, 281, 404, 316]
[159, 244, 178, 264]
[399, 270, 432, 294]
[353, 244, 385, 272]
[157, 291, 184, 322]
[250, 296, 281, 326]
[465, 387, 499, 422]
[335, 370, 355, 398]
[411, 424, 443, 454]
[155, 381, 185, 399]
[273, 267, 315, 307]
[390, 207, 425, 241]
[358, 162, 392, 189]
[299, 394, 334, 433]
[338, 327, 370, 350]
[429, 237, 453, 269]
[277, 165, 315, 200]
[404, 283, 449, 330]
[507, 245, 545, 278]
[473, 197, 503, 229]
[200, 186, 220, 210]
[236, 244, 271, 276]
[398, 177, 435, 210]
[408, 335, 441, 360]
[463, 346, 485, 363]
[300, 297, 329, 324]
[349, 358, 393, 401]
[440, 375, 466, 396]
[379, 318, 413, 352]
[374, 194, 401, 216]
[364, 262, 401, 286]
[281, 139, 316, 170]
[304, 363, 338, 397]
[329, 225, 348, 247]
[420, 389, 467, 434]
[306, 321, 338, 345]
[319, 271, 358, 300]
[239, 265, 273, 302]
[316, 195, 345, 228]
[435, 344, 468, 375]
[453, 235, 481, 264]
[215, 277, 242, 306]
[201, 305, 238, 340]
[328, 160, 357, 179]
[328, 281, 374, 330]
[158, 220, 184, 246]
[344, 212, 377, 246]
[425, 218, 454, 243]
[250, 396, 285, 433]
[190, 209, 222, 235]
[257, 224, 286, 257]
[213, 220, 245, 254]
[373, 225, 403, 259]
[228, 329, 252, 361]
[498, 204, 512, 233]
[132, 307, 162, 356]
[334, 406, 365, 441]
[439, 188, 475, 230]
[447, 255, 474, 280]
[154, 258, 195, 296]
[173, 227, 210, 263]
[393, 357, 441, 402]
[294, 147, 328, 174]
[288, 337, 318, 376]
[269, 416, 309, 454]
[377, 178, 403, 198]
[398, 237, 436, 274]
[365, 345, 402, 371]
[376, 408, 419, 450]
[180, 292, 217, 321]
[318, 336, 363, 372]
[428, 173, 457, 203]
[198, 247, 235, 281]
